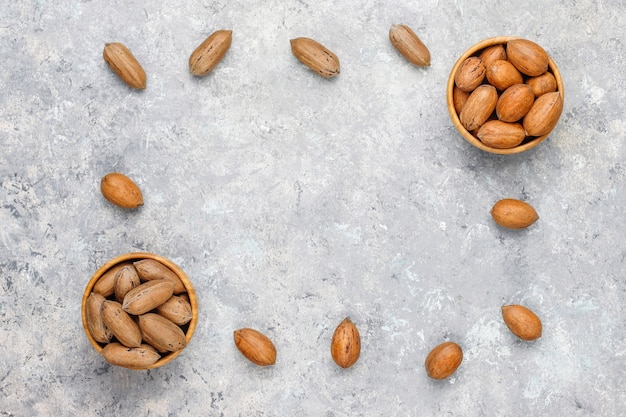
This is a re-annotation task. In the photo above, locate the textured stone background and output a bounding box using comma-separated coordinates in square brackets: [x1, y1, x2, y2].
[1, 0, 625, 415]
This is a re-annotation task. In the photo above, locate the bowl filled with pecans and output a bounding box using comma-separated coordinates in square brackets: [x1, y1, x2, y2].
[81, 252, 198, 370]
[446, 36, 564, 154]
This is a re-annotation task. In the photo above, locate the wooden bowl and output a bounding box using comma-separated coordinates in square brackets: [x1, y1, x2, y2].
[446, 36, 564, 154]
[81, 252, 198, 369]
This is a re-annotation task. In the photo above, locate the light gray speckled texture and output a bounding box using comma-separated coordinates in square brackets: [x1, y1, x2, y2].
[1, 0, 625, 416]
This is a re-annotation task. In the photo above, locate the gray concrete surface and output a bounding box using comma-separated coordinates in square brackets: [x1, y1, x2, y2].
[1, 0, 625, 415]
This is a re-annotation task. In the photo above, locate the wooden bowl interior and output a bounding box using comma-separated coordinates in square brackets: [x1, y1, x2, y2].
[446, 36, 564, 155]
[81, 252, 198, 369]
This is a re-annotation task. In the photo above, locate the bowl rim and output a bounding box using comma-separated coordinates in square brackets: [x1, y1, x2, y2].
[81, 252, 199, 370]
[446, 36, 565, 155]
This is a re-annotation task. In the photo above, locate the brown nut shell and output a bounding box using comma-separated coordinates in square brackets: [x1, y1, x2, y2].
[233, 328, 277, 366]
[122, 279, 175, 316]
[330, 317, 361, 369]
[100, 172, 143, 209]
[485, 59, 523, 91]
[101, 300, 142, 348]
[425, 341, 463, 380]
[496, 84, 535, 122]
[478, 44, 507, 68]
[506, 39, 549, 76]
[114, 265, 141, 303]
[389, 24, 430, 67]
[290, 37, 340, 78]
[526, 72, 557, 97]
[101, 342, 161, 370]
[138, 313, 187, 352]
[452, 86, 470, 114]
[454, 56, 485, 92]
[85, 292, 113, 344]
[103, 43, 146, 89]
[523, 91, 563, 137]
[490, 198, 539, 229]
[189, 30, 233, 76]
[155, 295, 193, 326]
[93, 261, 133, 297]
[459, 84, 498, 132]
[477, 120, 526, 149]
[133, 259, 186, 294]
[502, 304, 542, 340]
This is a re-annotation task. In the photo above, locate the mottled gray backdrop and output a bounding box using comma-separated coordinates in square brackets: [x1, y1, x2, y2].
[1, 0, 624, 416]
